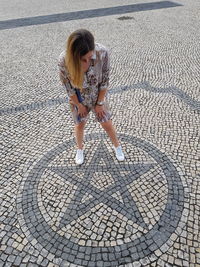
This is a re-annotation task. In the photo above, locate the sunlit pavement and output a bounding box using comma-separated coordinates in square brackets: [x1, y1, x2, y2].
[0, 0, 200, 266]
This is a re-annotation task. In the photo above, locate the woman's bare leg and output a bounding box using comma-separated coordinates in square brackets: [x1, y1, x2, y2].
[100, 120, 125, 161]
[100, 120, 120, 147]
[74, 121, 87, 149]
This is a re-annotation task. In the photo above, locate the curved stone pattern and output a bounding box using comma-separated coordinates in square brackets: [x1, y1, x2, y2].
[0, 82, 199, 116]
[17, 134, 188, 266]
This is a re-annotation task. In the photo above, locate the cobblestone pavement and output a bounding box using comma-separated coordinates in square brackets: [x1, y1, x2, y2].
[0, 0, 200, 266]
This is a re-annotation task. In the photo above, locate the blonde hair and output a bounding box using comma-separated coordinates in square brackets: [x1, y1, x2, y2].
[65, 29, 95, 90]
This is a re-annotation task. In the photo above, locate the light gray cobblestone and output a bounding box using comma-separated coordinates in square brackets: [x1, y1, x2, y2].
[0, 0, 200, 266]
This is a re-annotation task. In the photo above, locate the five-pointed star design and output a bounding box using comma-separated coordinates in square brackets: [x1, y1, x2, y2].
[48, 141, 156, 230]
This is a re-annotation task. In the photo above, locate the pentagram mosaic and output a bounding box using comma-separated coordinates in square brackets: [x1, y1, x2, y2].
[17, 133, 187, 266]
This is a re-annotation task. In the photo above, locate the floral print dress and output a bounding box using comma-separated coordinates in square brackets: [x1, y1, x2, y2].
[58, 43, 110, 105]
[58, 43, 111, 123]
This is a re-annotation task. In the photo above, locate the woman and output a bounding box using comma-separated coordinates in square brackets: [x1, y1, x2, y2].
[58, 29, 124, 165]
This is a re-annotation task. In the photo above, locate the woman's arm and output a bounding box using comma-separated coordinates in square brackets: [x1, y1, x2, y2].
[95, 49, 110, 118]
[95, 89, 107, 119]
[97, 88, 107, 103]
[98, 49, 110, 93]
[70, 95, 88, 117]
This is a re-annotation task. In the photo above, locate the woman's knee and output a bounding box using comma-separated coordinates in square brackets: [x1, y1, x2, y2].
[75, 122, 86, 131]
[100, 120, 112, 130]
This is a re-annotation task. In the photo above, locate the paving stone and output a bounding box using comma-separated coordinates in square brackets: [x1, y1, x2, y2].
[0, 1, 199, 266]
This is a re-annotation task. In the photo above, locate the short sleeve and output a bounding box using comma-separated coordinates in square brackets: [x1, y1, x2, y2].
[58, 52, 76, 96]
[99, 49, 110, 91]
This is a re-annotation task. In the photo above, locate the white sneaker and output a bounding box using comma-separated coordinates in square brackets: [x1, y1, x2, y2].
[114, 146, 125, 161]
[75, 149, 84, 165]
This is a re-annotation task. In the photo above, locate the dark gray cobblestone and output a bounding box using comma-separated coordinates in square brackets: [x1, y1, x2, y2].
[12, 133, 190, 266]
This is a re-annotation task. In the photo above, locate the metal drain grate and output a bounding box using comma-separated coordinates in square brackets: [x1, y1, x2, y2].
[117, 16, 134, 20]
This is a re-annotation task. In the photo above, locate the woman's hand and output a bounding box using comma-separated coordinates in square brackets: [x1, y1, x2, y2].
[77, 103, 88, 117]
[94, 104, 105, 119]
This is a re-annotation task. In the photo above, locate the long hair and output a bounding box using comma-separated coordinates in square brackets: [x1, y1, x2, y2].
[65, 29, 95, 90]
